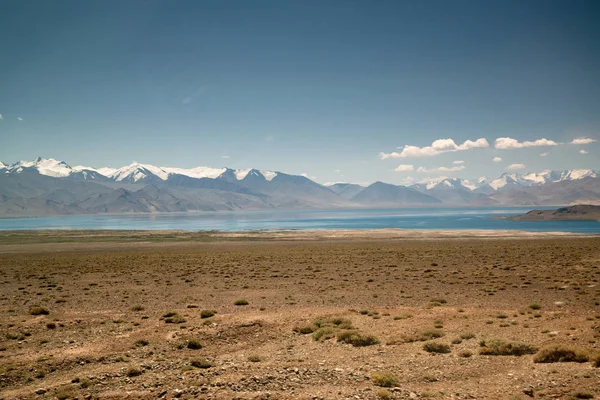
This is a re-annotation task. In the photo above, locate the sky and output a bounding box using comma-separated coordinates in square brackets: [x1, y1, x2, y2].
[1, 0, 599, 185]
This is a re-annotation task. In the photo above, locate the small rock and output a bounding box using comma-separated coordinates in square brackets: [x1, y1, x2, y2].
[523, 389, 534, 397]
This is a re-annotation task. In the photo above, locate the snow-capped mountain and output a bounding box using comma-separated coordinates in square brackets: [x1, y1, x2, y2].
[5, 157, 75, 177]
[410, 170, 599, 193]
[488, 169, 599, 190]
[1, 158, 281, 185]
[1, 158, 598, 217]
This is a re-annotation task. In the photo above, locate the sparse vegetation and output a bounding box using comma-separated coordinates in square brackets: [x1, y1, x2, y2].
[371, 371, 398, 387]
[337, 331, 379, 347]
[191, 359, 214, 369]
[28, 306, 49, 315]
[162, 312, 186, 324]
[533, 346, 590, 363]
[479, 339, 538, 356]
[396, 329, 444, 343]
[2, 233, 598, 398]
[200, 309, 217, 318]
[126, 367, 143, 377]
[376, 388, 392, 399]
[187, 339, 203, 350]
[423, 341, 451, 353]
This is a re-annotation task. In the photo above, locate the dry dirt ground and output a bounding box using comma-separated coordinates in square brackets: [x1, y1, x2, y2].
[0, 231, 599, 399]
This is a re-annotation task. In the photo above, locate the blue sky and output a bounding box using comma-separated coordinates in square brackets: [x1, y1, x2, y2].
[1, 0, 598, 185]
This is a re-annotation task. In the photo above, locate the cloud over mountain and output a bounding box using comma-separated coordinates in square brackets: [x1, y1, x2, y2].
[507, 163, 526, 170]
[494, 137, 558, 149]
[571, 137, 596, 145]
[379, 138, 489, 159]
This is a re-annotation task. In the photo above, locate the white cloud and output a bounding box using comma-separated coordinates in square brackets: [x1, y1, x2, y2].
[334, 169, 341, 173]
[394, 164, 414, 172]
[494, 137, 558, 149]
[452, 160, 464, 164]
[493, 157, 502, 162]
[415, 175, 449, 184]
[540, 152, 549, 157]
[17, 117, 23, 121]
[507, 163, 526, 170]
[379, 137, 489, 159]
[417, 165, 465, 173]
[0, 113, 3, 120]
[580, 150, 588, 154]
[438, 165, 465, 172]
[221, 155, 230, 159]
[571, 137, 596, 145]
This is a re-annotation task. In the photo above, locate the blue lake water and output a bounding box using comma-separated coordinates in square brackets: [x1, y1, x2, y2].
[0, 207, 599, 233]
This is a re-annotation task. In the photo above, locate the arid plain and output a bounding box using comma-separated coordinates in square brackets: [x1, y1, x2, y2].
[1, 230, 599, 399]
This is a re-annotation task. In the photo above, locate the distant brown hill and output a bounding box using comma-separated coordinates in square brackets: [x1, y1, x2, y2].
[506, 205, 600, 221]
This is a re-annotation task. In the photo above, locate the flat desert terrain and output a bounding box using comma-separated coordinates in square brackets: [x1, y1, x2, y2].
[0, 230, 599, 399]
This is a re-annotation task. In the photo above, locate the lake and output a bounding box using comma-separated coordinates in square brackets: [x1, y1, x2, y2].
[0, 207, 599, 233]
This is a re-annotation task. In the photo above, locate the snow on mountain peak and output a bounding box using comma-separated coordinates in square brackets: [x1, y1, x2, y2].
[11, 157, 73, 177]
[260, 170, 278, 181]
[234, 168, 253, 180]
[162, 166, 226, 180]
[565, 169, 597, 180]
[109, 163, 169, 182]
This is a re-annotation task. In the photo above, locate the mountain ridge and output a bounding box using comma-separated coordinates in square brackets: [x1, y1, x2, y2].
[1, 157, 599, 217]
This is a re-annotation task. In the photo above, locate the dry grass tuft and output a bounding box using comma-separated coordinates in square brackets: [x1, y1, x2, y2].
[28, 306, 49, 315]
[533, 346, 590, 363]
[371, 371, 398, 387]
[423, 341, 451, 353]
[479, 339, 537, 356]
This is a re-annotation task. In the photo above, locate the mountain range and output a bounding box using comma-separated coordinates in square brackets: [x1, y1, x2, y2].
[0, 157, 599, 217]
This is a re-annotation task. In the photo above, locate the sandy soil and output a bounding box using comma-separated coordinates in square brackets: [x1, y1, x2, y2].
[0, 231, 599, 399]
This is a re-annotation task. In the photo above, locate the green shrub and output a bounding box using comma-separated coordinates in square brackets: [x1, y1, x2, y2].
[337, 331, 379, 347]
[29, 306, 49, 315]
[459, 350, 473, 358]
[479, 339, 538, 356]
[371, 371, 398, 387]
[191, 359, 213, 369]
[187, 339, 203, 350]
[313, 327, 337, 342]
[423, 341, 451, 353]
[533, 346, 590, 363]
[293, 324, 316, 334]
[162, 312, 186, 324]
[126, 367, 143, 377]
[376, 388, 392, 399]
[200, 309, 217, 318]
[403, 329, 444, 343]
